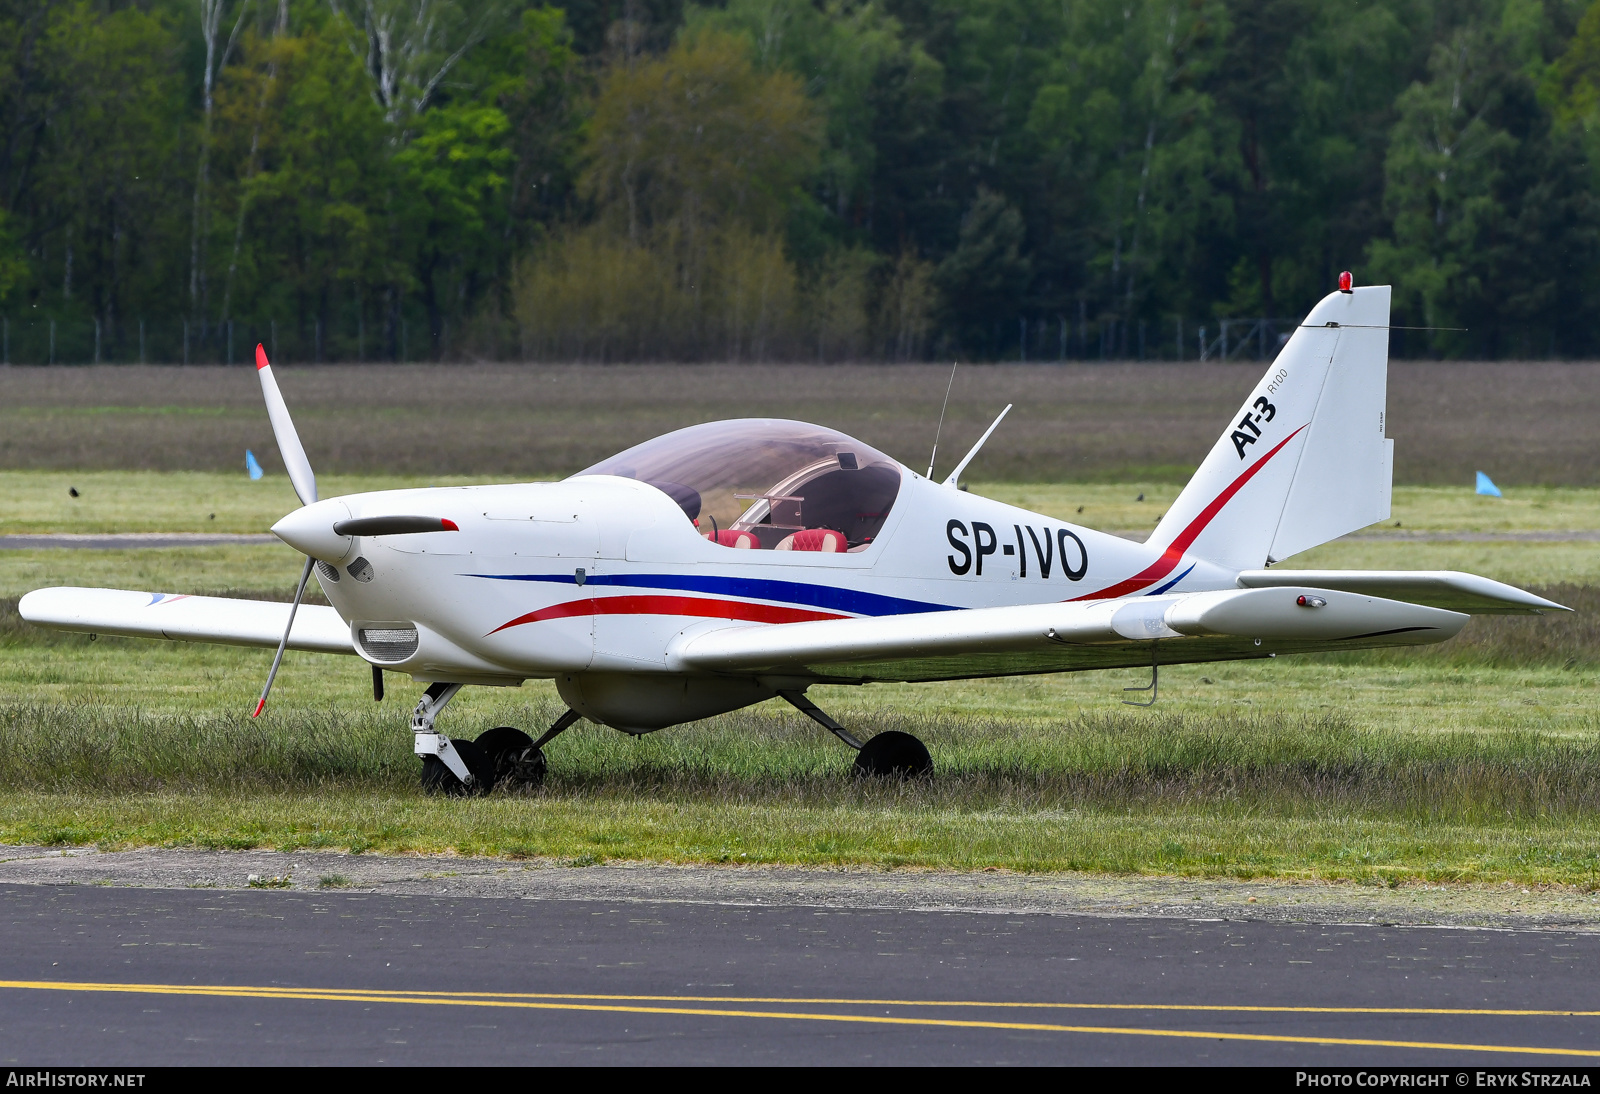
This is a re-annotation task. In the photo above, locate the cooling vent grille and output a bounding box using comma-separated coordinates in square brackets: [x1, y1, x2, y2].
[358, 626, 419, 662]
[314, 560, 340, 583]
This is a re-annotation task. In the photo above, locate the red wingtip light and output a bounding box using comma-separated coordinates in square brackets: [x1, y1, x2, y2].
[440, 518, 459, 531]
[1338, 271, 1353, 293]
[255, 343, 270, 371]
[252, 697, 267, 718]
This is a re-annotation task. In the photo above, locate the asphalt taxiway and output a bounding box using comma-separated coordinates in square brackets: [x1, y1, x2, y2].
[3, 848, 1600, 1065]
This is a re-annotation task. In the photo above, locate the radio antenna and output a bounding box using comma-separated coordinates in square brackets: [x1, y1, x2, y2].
[927, 361, 958, 479]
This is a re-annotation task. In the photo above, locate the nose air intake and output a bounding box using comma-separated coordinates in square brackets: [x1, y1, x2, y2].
[334, 516, 460, 536]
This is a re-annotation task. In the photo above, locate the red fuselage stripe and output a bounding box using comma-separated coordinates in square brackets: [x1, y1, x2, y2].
[489, 595, 847, 635]
[1068, 425, 1307, 602]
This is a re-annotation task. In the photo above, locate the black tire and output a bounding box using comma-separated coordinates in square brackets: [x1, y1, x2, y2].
[419, 737, 496, 796]
[474, 726, 547, 789]
[852, 731, 933, 780]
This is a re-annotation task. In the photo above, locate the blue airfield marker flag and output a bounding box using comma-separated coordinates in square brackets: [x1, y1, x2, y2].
[1476, 471, 1502, 497]
[246, 450, 264, 481]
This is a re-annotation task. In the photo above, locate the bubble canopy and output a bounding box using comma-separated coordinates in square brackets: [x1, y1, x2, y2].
[575, 419, 904, 550]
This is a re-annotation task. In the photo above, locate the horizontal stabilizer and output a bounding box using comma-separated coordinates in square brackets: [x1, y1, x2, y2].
[18, 587, 355, 653]
[1235, 570, 1568, 615]
[668, 586, 1466, 684]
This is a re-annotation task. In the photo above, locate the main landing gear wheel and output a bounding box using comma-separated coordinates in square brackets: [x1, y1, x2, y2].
[420, 736, 496, 797]
[852, 731, 933, 780]
[474, 726, 547, 789]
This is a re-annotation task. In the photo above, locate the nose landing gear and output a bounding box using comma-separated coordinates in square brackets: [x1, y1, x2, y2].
[412, 683, 581, 796]
[778, 690, 932, 779]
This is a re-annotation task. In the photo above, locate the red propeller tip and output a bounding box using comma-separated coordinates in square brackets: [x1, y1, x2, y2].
[441, 518, 459, 531]
[255, 344, 270, 371]
[251, 698, 267, 718]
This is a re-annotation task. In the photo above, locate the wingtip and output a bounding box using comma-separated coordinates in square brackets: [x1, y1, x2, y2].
[251, 698, 267, 718]
[255, 344, 269, 371]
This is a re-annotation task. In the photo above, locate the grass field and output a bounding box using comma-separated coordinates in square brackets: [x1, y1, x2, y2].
[2, 468, 1598, 883]
[3, 361, 1600, 485]
[1, 359, 1597, 882]
[9, 470, 1600, 540]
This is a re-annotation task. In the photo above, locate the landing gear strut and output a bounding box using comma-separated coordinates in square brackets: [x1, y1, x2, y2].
[779, 690, 932, 779]
[413, 683, 494, 796]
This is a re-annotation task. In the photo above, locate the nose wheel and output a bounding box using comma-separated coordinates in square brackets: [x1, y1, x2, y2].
[412, 687, 580, 796]
[420, 737, 496, 796]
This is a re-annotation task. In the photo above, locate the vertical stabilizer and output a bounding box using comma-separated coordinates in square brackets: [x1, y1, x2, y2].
[1148, 286, 1392, 573]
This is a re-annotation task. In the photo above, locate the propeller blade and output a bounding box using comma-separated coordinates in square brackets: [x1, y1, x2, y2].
[332, 516, 460, 536]
[252, 556, 314, 718]
[255, 344, 317, 506]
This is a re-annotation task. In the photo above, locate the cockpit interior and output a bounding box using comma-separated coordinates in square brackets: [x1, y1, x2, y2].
[577, 419, 904, 553]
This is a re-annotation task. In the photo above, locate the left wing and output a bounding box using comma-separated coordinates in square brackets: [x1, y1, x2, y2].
[1236, 569, 1569, 615]
[668, 585, 1469, 684]
[19, 587, 354, 654]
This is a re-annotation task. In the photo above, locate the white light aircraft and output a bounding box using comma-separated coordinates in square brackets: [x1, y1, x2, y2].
[20, 282, 1568, 792]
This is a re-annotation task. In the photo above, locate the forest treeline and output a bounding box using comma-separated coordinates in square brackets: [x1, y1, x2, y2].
[7, 0, 1600, 362]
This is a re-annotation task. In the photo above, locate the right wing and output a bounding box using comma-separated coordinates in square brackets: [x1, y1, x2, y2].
[19, 587, 354, 654]
[668, 585, 1470, 684]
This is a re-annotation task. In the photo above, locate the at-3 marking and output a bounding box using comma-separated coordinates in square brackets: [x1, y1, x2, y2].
[1231, 396, 1277, 458]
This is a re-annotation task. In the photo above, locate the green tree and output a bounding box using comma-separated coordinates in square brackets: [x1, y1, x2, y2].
[1223, 0, 1416, 317]
[3, 2, 190, 351]
[1370, 22, 1600, 356]
[1024, 0, 1232, 352]
[934, 187, 1029, 350]
[490, 8, 586, 249]
[394, 103, 514, 355]
[685, 0, 933, 238]
[520, 29, 820, 359]
[583, 29, 820, 246]
[215, 22, 392, 355]
[326, 0, 519, 126]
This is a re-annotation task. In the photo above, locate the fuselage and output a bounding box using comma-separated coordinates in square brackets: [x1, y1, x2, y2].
[283, 469, 1236, 689]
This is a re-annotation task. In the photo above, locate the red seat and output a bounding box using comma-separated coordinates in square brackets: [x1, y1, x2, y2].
[778, 528, 845, 552]
[712, 529, 759, 549]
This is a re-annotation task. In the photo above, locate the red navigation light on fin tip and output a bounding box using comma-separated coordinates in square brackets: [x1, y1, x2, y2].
[1338, 271, 1353, 293]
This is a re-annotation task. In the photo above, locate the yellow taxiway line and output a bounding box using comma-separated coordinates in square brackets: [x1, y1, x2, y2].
[1, 979, 1597, 1057]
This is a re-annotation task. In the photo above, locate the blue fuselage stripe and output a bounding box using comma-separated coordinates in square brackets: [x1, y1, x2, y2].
[464, 572, 954, 617]
[1149, 563, 1196, 595]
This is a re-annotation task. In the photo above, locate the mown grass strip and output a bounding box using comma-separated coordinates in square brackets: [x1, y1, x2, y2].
[4, 788, 1600, 885]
